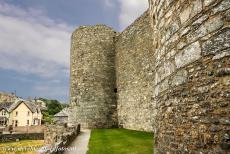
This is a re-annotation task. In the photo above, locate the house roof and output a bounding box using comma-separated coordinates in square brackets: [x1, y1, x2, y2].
[54, 108, 69, 117]
[0, 102, 14, 112]
[9, 99, 40, 113]
[0, 99, 41, 113]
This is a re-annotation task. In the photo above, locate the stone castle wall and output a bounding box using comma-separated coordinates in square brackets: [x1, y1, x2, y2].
[70, 25, 118, 128]
[149, 0, 230, 153]
[70, 0, 230, 152]
[116, 11, 155, 132]
[70, 12, 155, 131]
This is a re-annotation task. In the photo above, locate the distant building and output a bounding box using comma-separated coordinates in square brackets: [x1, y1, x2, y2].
[0, 99, 43, 127]
[53, 108, 69, 124]
[0, 102, 12, 126]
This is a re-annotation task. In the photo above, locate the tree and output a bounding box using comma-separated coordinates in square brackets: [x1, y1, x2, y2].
[38, 98, 67, 124]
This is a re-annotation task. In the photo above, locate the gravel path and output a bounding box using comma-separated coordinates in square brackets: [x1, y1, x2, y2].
[64, 129, 91, 154]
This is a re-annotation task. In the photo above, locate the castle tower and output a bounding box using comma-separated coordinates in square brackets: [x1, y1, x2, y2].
[70, 25, 118, 128]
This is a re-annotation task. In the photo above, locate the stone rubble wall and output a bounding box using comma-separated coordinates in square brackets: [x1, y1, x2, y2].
[39, 124, 80, 154]
[0, 133, 44, 142]
[115, 10, 155, 132]
[11, 125, 44, 133]
[70, 25, 118, 128]
[149, 0, 230, 153]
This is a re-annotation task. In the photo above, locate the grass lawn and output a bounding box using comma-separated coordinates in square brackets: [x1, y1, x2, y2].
[87, 128, 153, 154]
[0, 140, 44, 154]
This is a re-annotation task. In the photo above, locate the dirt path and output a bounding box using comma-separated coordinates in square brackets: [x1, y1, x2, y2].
[64, 129, 91, 154]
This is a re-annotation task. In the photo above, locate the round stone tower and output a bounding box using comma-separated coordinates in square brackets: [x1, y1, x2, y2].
[70, 25, 118, 128]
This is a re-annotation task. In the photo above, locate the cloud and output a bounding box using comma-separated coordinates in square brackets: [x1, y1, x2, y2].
[0, 2, 73, 102]
[33, 83, 69, 102]
[103, 0, 115, 8]
[118, 0, 148, 30]
[0, 0, 148, 102]
[0, 2, 74, 78]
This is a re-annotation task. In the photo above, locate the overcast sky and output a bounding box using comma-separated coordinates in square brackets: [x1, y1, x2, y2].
[0, 0, 148, 103]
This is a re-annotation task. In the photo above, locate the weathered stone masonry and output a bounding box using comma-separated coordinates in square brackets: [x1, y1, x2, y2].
[116, 11, 155, 132]
[70, 25, 118, 128]
[70, 11, 154, 132]
[70, 0, 230, 153]
[149, 0, 230, 153]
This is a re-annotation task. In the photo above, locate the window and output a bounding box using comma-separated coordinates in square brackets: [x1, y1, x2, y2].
[114, 88, 117, 93]
[33, 120, 36, 125]
[15, 120, 18, 127]
[15, 111, 18, 117]
[27, 120, 29, 125]
[2, 110, 6, 116]
[27, 111, 30, 116]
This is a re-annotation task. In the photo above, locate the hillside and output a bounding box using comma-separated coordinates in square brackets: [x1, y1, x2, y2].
[0, 92, 19, 103]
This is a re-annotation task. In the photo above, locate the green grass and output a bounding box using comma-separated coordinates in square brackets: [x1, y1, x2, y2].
[87, 128, 153, 154]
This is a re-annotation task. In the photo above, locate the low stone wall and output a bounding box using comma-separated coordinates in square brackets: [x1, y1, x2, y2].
[38, 124, 80, 154]
[0, 133, 44, 142]
[12, 125, 44, 133]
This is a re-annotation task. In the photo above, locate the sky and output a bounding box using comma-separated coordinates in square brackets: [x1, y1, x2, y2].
[0, 0, 148, 103]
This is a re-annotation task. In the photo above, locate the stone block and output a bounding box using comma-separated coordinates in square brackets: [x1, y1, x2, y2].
[175, 41, 201, 68]
[204, 0, 216, 7]
[171, 70, 188, 86]
[212, 50, 230, 60]
[205, 15, 224, 33]
[202, 28, 230, 56]
[190, 0, 203, 18]
[155, 60, 175, 85]
[154, 85, 160, 97]
[188, 15, 224, 42]
[213, 0, 230, 14]
[180, 5, 192, 24]
[159, 78, 169, 94]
